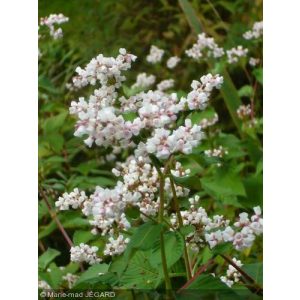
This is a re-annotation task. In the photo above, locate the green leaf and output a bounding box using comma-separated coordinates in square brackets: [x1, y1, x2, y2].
[39, 75, 60, 95]
[47, 263, 64, 289]
[120, 250, 162, 288]
[43, 112, 68, 134]
[38, 200, 49, 220]
[180, 225, 195, 237]
[187, 274, 231, 290]
[73, 230, 95, 245]
[178, 0, 202, 34]
[74, 264, 110, 287]
[238, 85, 254, 98]
[149, 231, 184, 268]
[240, 174, 263, 208]
[242, 263, 263, 285]
[47, 133, 65, 153]
[173, 174, 202, 190]
[211, 243, 232, 256]
[126, 222, 163, 251]
[253, 68, 263, 84]
[219, 69, 243, 135]
[201, 170, 246, 205]
[38, 248, 61, 270]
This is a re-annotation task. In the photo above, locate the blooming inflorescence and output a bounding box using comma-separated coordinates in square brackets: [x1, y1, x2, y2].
[220, 258, 243, 287]
[146, 45, 165, 64]
[54, 45, 262, 279]
[70, 243, 101, 265]
[186, 33, 224, 60]
[227, 46, 249, 64]
[171, 196, 263, 252]
[243, 21, 263, 40]
[40, 13, 69, 39]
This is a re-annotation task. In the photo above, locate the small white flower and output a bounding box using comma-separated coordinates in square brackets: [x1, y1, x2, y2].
[166, 56, 180, 69]
[146, 45, 165, 63]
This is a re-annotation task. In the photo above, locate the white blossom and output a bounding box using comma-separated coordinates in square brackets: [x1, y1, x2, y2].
[237, 104, 252, 120]
[171, 197, 263, 252]
[166, 56, 180, 69]
[249, 57, 260, 67]
[38, 280, 52, 291]
[104, 235, 130, 256]
[204, 146, 228, 158]
[180, 74, 223, 111]
[145, 119, 204, 159]
[186, 33, 224, 60]
[55, 188, 88, 210]
[62, 273, 79, 289]
[243, 21, 263, 40]
[40, 14, 69, 39]
[220, 258, 243, 287]
[70, 243, 101, 265]
[227, 46, 248, 64]
[157, 79, 175, 91]
[200, 113, 219, 128]
[146, 45, 164, 63]
[132, 73, 156, 89]
[72, 48, 137, 89]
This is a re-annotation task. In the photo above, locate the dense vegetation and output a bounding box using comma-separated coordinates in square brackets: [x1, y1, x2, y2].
[38, 1, 263, 299]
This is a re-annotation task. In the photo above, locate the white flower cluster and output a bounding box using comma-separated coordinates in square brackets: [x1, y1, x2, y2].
[70, 243, 101, 265]
[186, 33, 224, 60]
[72, 48, 137, 89]
[170, 161, 191, 177]
[200, 113, 219, 129]
[145, 119, 204, 159]
[62, 273, 79, 289]
[237, 104, 252, 120]
[70, 104, 143, 149]
[38, 280, 52, 291]
[171, 196, 263, 252]
[157, 79, 175, 91]
[103, 235, 130, 256]
[132, 73, 156, 89]
[69, 49, 144, 152]
[40, 13, 69, 39]
[112, 156, 189, 219]
[167, 56, 180, 69]
[83, 185, 130, 235]
[243, 21, 263, 40]
[220, 258, 243, 288]
[146, 45, 165, 63]
[249, 57, 260, 67]
[227, 46, 248, 64]
[204, 146, 228, 158]
[180, 74, 223, 110]
[55, 188, 88, 210]
[120, 90, 183, 129]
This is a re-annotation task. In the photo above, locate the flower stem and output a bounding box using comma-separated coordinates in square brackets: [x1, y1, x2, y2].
[158, 173, 172, 291]
[169, 176, 192, 280]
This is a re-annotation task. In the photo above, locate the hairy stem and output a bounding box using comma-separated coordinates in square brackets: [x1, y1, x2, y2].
[169, 176, 192, 280]
[39, 189, 85, 272]
[40, 189, 73, 248]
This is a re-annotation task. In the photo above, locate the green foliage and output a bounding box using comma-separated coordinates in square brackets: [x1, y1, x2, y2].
[126, 222, 163, 252]
[38, 248, 61, 270]
[39, 0, 263, 296]
[74, 264, 110, 288]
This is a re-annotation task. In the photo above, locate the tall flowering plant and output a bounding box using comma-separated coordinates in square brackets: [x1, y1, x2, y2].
[38, 2, 262, 298]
